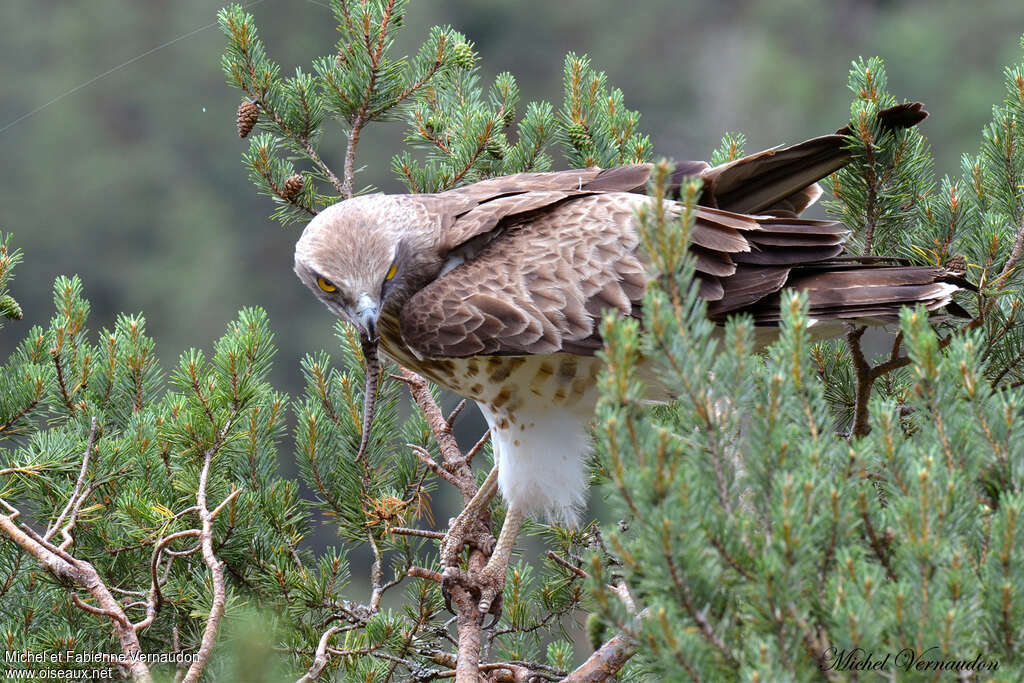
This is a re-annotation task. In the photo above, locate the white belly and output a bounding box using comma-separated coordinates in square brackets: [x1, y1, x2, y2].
[477, 399, 594, 525]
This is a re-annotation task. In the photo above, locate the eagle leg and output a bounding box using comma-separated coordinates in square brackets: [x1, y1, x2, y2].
[440, 464, 500, 567]
[477, 504, 525, 616]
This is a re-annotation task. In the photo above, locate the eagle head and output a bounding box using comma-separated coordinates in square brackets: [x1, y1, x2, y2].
[294, 194, 442, 341]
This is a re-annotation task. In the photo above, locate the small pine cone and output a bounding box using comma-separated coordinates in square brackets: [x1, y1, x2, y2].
[945, 253, 967, 276]
[0, 295, 22, 321]
[236, 100, 259, 138]
[485, 139, 505, 160]
[566, 121, 593, 149]
[281, 174, 304, 201]
[452, 42, 476, 69]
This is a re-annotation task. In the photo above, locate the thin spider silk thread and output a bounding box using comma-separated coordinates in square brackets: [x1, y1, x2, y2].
[0, 0, 321, 136]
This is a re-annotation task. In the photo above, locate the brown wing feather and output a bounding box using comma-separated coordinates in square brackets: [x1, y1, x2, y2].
[733, 266, 962, 325]
[400, 192, 856, 358]
[435, 166, 662, 254]
[398, 102, 937, 358]
[429, 103, 926, 259]
[700, 102, 927, 215]
[401, 193, 648, 358]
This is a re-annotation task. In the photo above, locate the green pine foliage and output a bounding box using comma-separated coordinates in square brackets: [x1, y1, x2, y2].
[0, 233, 23, 327]
[0, 274, 306, 677]
[3, 6, 634, 678]
[558, 53, 652, 169]
[219, 2, 650, 202]
[590, 44, 1024, 680]
[824, 57, 935, 258]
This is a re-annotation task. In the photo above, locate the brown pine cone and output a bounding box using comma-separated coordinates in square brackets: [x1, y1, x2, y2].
[236, 100, 259, 138]
[281, 174, 304, 201]
[945, 254, 967, 276]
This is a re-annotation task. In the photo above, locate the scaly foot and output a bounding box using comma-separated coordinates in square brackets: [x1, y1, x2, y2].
[439, 465, 500, 614]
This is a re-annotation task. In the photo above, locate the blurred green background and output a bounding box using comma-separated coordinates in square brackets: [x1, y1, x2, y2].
[3, 0, 1022, 395]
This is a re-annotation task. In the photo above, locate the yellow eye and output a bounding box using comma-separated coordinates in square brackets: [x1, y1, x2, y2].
[385, 262, 398, 281]
[316, 277, 337, 293]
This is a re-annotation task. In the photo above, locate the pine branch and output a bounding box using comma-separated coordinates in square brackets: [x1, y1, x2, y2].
[845, 326, 873, 438]
[295, 625, 342, 683]
[181, 420, 235, 683]
[561, 630, 639, 683]
[340, 0, 397, 198]
[0, 502, 153, 682]
[44, 416, 99, 548]
[397, 369, 490, 681]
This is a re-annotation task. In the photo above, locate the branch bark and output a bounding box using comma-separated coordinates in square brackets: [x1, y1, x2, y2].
[46, 416, 99, 549]
[181, 424, 233, 683]
[561, 632, 639, 683]
[398, 369, 492, 682]
[845, 326, 874, 438]
[0, 506, 153, 682]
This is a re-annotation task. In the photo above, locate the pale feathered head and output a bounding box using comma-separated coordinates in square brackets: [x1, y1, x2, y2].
[294, 194, 443, 340]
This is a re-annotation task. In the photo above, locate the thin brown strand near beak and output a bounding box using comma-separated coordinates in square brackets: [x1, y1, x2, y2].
[356, 335, 381, 463]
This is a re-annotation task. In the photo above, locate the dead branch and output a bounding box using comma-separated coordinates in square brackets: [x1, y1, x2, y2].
[296, 626, 342, 683]
[561, 632, 639, 683]
[446, 399, 467, 428]
[407, 443, 463, 488]
[546, 551, 588, 579]
[392, 526, 447, 540]
[46, 416, 99, 549]
[368, 528, 386, 610]
[409, 566, 443, 583]
[399, 368, 493, 681]
[846, 315, 984, 438]
[181, 423, 233, 683]
[0, 505, 153, 682]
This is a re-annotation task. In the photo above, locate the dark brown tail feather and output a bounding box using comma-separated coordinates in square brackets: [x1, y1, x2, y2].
[699, 103, 928, 216]
[708, 261, 972, 325]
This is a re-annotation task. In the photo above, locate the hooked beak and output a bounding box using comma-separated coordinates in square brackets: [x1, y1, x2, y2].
[354, 293, 380, 342]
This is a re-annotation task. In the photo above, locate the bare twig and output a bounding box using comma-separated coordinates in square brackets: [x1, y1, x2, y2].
[0, 507, 153, 681]
[561, 632, 639, 683]
[407, 443, 462, 488]
[46, 416, 99, 549]
[446, 399, 467, 428]
[211, 487, 242, 519]
[397, 370, 472, 492]
[464, 430, 490, 466]
[391, 526, 446, 540]
[296, 626, 341, 683]
[408, 566, 443, 583]
[182, 422, 234, 683]
[368, 528, 386, 610]
[546, 551, 588, 579]
[136, 529, 202, 631]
